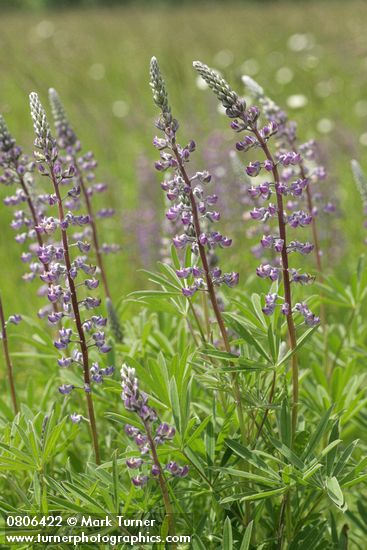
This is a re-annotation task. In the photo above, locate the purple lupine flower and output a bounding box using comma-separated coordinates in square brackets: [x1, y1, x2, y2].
[193, 63, 320, 327]
[126, 457, 144, 469]
[7, 314, 22, 325]
[121, 363, 187, 488]
[241, 75, 334, 279]
[132, 475, 149, 487]
[294, 302, 320, 326]
[29, 93, 114, 463]
[58, 384, 74, 395]
[125, 424, 140, 437]
[150, 58, 238, 303]
[70, 412, 82, 423]
[48, 88, 123, 344]
[166, 461, 189, 478]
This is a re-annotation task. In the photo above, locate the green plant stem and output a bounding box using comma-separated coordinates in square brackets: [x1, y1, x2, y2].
[171, 144, 247, 445]
[202, 292, 211, 340]
[252, 126, 299, 442]
[188, 299, 206, 344]
[0, 294, 18, 414]
[50, 166, 100, 465]
[253, 371, 277, 445]
[145, 421, 176, 545]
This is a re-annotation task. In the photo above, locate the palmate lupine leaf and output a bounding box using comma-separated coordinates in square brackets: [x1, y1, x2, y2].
[288, 520, 330, 550]
[217, 468, 280, 487]
[269, 438, 305, 469]
[183, 415, 212, 447]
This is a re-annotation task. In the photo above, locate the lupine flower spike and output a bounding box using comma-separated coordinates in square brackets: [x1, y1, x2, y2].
[48, 88, 123, 343]
[0, 294, 21, 414]
[242, 75, 329, 327]
[150, 57, 246, 443]
[29, 92, 115, 464]
[194, 61, 320, 437]
[241, 75, 328, 279]
[0, 115, 60, 317]
[121, 364, 184, 536]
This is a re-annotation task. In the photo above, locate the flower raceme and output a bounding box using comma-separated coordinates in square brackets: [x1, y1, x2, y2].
[0, 114, 55, 290]
[150, 57, 248, 446]
[193, 61, 319, 328]
[241, 74, 333, 281]
[121, 364, 188, 486]
[193, 60, 321, 438]
[48, 88, 123, 343]
[150, 57, 238, 300]
[29, 92, 115, 464]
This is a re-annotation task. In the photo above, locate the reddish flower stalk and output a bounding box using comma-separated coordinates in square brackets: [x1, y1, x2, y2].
[251, 127, 299, 435]
[0, 295, 18, 414]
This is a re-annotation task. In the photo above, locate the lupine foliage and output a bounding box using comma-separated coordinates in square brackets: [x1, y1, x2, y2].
[0, 49, 367, 550]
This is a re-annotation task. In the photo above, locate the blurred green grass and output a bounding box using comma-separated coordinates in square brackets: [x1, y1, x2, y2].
[1, 0, 367, 315]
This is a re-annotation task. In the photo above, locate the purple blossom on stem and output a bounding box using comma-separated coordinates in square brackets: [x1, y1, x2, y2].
[194, 61, 321, 440]
[121, 363, 184, 535]
[151, 56, 246, 445]
[48, 88, 123, 343]
[29, 92, 107, 464]
[0, 115, 61, 318]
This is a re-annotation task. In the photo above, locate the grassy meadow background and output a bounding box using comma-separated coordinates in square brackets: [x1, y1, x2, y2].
[0, 0, 367, 315]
